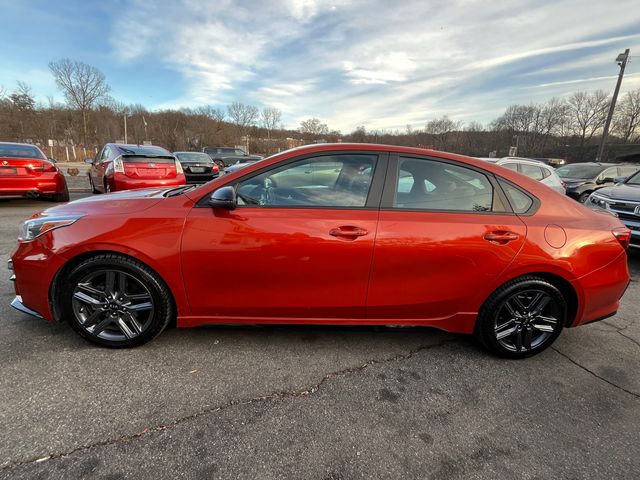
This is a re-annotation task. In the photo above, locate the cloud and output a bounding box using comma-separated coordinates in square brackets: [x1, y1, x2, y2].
[108, 0, 640, 131]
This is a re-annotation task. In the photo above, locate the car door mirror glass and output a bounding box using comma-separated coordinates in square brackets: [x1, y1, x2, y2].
[209, 186, 237, 210]
[598, 177, 614, 184]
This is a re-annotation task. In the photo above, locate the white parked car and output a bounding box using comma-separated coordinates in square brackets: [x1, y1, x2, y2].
[478, 157, 566, 194]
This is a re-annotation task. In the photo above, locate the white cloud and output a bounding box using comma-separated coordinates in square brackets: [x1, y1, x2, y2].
[109, 0, 640, 131]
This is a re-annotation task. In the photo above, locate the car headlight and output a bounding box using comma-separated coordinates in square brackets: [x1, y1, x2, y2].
[20, 215, 85, 241]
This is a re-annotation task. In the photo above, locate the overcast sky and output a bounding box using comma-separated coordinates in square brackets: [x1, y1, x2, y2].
[1, 0, 639, 132]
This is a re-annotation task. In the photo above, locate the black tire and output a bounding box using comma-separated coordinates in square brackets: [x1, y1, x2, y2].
[89, 175, 100, 194]
[59, 254, 173, 348]
[49, 187, 70, 202]
[578, 192, 591, 203]
[474, 276, 566, 359]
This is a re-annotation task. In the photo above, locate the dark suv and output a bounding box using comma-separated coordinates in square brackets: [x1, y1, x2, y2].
[587, 169, 640, 249]
[555, 162, 640, 203]
[203, 147, 263, 168]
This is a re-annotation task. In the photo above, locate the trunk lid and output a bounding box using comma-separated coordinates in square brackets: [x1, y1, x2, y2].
[0, 158, 54, 177]
[121, 155, 178, 179]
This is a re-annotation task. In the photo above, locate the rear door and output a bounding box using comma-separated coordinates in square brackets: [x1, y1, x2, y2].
[181, 151, 387, 320]
[367, 154, 527, 324]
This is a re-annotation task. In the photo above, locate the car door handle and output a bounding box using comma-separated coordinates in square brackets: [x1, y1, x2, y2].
[329, 226, 369, 239]
[484, 231, 519, 244]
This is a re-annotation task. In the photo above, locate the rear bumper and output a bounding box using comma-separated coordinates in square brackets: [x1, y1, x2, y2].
[0, 172, 67, 196]
[185, 172, 219, 184]
[113, 174, 186, 191]
[572, 250, 630, 326]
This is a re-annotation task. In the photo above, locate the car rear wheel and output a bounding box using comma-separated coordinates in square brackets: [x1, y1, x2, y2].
[475, 276, 565, 358]
[59, 254, 173, 348]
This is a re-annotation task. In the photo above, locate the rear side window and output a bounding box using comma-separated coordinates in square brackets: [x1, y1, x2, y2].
[499, 180, 533, 214]
[393, 157, 494, 212]
[520, 164, 544, 181]
[501, 163, 519, 172]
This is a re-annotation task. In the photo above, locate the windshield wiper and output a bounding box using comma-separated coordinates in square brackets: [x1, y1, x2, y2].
[164, 185, 197, 197]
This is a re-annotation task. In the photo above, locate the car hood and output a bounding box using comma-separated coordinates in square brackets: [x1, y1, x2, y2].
[561, 177, 590, 185]
[39, 188, 169, 216]
[596, 183, 640, 201]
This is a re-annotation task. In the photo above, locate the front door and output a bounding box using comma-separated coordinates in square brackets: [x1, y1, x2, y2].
[181, 152, 386, 321]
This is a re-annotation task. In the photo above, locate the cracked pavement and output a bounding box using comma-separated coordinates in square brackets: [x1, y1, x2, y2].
[1, 194, 639, 479]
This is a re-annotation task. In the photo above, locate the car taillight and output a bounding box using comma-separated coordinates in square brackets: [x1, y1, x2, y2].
[212, 163, 219, 172]
[114, 157, 125, 173]
[27, 162, 57, 173]
[612, 227, 631, 250]
[175, 160, 184, 174]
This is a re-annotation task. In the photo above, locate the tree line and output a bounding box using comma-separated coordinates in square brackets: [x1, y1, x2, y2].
[1, 58, 639, 162]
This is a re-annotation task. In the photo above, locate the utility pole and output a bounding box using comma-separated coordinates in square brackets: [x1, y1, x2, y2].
[596, 49, 630, 162]
[124, 114, 128, 144]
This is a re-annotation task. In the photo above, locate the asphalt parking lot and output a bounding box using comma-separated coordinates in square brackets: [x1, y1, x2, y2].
[1, 194, 639, 479]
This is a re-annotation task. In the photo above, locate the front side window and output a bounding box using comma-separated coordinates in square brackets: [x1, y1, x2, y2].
[393, 157, 494, 212]
[236, 154, 377, 208]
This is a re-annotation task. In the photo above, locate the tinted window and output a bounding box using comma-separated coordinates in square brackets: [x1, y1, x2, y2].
[501, 163, 519, 171]
[500, 181, 533, 214]
[117, 145, 170, 155]
[520, 164, 544, 181]
[237, 154, 377, 207]
[393, 157, 494, 212]
[175, 152, 212, 163]
[556, 164, 605, 179]
[0, 144, 46, 159]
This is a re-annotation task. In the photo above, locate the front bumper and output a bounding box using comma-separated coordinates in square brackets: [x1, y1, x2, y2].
[10, 295, 43, 319]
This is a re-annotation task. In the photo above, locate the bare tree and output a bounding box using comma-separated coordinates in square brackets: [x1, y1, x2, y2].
[227, 101, 258, 140]
[612, 88, 640, 143]
[568, 90, 609, 147]
[48, 58, 111, 145]
[425, 115, 462, 150]
[299, 117, 329, 136]
[9, 81, 35, 111]
[260, 107, 282, 140]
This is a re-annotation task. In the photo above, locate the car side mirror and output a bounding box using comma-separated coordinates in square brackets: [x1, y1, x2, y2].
[84, 158, 94, 164]
[599, 177, 615, 184]
[208, 186, 236, 210]
[47, 157, 57, 163]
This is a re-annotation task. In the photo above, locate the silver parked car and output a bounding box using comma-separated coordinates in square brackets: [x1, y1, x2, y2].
[479, 157, 565, 194]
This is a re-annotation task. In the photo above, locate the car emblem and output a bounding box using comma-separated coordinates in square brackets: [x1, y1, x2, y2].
[635, 205, 640, 217]
[2, 160, 7, 166]
[148, 163, 156, 168]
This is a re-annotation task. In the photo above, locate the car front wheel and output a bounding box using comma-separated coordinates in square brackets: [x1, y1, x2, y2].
[59, 254, 173, 347]
[475, 276, 566, 358]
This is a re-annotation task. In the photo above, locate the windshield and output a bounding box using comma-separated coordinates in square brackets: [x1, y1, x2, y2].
[0, 144, 46, 159]
[175, 152, 211, 163]
[555, 164, 605, 179]
[626, 171, 640, 185]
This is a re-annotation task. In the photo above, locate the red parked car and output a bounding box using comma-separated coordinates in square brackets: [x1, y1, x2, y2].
[10, 144, 631, 357]
[87, 143, 185, 193]
[0, 142, 69, 201]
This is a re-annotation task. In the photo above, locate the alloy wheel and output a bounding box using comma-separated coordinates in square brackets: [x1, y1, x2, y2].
[493, 289, 560, 352]
[71, 269, 155, 341]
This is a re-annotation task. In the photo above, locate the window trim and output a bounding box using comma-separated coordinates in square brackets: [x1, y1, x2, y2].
[380, 153, 514, 215]
[196, 150, 389, 210]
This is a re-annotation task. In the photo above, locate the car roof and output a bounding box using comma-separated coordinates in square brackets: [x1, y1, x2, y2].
[497, 157, 553, 168]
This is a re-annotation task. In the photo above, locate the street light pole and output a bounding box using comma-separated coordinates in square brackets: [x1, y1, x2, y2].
[596, 48, 630, 162]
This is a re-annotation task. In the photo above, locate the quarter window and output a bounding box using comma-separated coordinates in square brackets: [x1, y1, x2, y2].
[393, 157, 494, 212]
[236, 154, 377, 208]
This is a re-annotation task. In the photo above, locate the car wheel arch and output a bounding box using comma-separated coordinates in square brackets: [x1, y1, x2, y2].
[480, 271, 579, 328]
[50, 250, 179, 323]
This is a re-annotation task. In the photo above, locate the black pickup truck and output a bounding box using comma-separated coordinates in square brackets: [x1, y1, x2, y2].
[203, 147, 263, 169]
